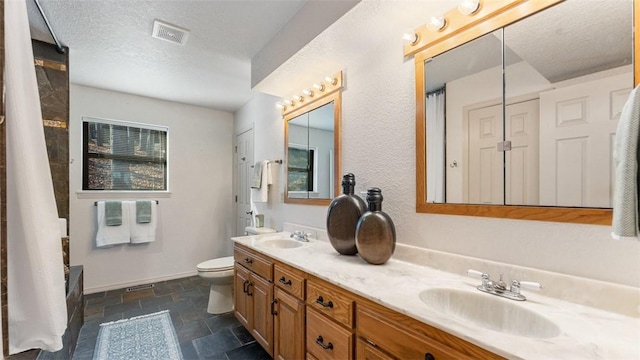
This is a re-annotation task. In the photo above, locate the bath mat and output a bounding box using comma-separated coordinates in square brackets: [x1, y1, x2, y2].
[93, 310, 183, 360]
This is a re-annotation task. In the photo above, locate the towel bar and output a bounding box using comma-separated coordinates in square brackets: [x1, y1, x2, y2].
[94, 200, 159, 206]
[272, 159, 283, 164]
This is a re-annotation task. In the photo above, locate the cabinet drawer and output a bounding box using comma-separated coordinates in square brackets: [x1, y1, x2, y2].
[307, 308, 353, 360]
[307, 279, 354, 328]
[234, 246, 273, 281]
[274, 264, 305, 300]
[357, 305, 469, 360]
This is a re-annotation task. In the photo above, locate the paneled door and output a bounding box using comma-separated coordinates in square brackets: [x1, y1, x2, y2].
[539, 72, 631, 208]
[235, 128, 253, 236]
[467, 104, 504, 205]
[505, 99, 539, 205]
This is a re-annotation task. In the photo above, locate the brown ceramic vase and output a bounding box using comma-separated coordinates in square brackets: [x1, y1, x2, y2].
[355, 187, 396, 265]
[326, 173, 367, 255]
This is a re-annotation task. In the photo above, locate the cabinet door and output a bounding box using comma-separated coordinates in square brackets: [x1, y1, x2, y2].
[274, 288, 305, 360]
[251, 273, 274, 356]
[356, 338, 393, 360]
[234, 264, 251, 329]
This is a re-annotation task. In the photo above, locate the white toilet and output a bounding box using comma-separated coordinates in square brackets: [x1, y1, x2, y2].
[197, 226, 276, 314]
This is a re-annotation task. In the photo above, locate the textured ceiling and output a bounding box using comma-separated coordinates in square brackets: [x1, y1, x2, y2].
[26, 0, 355, 112]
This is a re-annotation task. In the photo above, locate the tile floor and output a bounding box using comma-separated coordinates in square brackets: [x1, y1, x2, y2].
[73, 276, 271, 360]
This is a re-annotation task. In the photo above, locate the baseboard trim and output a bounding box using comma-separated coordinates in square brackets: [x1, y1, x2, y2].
[84, 270, 198, 294]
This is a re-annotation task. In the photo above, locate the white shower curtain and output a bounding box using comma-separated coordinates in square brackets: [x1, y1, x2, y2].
[6, 0, 68, 353]
[426, 89, 446, 203]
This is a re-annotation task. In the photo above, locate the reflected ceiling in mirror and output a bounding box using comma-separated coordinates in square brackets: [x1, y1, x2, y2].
[411, 0, 636, 224]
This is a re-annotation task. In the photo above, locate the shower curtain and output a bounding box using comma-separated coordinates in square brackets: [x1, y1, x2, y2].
[6, 0, 68, 353]
[426, 89, 446, 203]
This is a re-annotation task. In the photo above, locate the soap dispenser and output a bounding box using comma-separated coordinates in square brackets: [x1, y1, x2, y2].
[355, 187, 396, 265]
[326, 173, 367, 255]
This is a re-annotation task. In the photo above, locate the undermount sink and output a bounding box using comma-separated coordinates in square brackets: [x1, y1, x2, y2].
[256, 237, 305, 249]
[419, 288, 561, 339]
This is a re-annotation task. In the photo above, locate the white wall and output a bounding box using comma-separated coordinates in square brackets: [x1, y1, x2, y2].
[236, 0, 640, 287]
[70, 85, 234, 293]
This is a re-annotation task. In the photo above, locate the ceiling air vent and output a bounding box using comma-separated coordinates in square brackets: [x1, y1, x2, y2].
[152, 20, 190, 45]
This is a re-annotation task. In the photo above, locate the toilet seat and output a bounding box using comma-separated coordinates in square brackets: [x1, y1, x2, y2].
[197, 256, 234, 272]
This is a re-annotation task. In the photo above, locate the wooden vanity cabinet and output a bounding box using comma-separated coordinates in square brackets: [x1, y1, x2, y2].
[273, 263, 306, 360]
[356, 302, 503, 360]
[233, 245, 274, 356]
[305, 277, 355, 360]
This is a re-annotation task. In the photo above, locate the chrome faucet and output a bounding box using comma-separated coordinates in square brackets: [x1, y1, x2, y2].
[467, 269, 542, 301]
[290, 230, 311, 242]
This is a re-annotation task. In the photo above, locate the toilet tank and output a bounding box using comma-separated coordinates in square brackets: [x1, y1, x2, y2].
[245, 226, 276, 235]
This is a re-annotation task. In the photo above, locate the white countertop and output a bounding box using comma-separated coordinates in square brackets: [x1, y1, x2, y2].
[232, 233, 640, 359]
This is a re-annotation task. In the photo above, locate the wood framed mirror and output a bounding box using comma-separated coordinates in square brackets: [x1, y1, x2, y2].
[283, 75, 342, 205]
[406, 0, 638, 224]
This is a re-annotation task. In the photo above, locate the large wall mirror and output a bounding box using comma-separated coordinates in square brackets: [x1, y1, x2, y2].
[284, 88, 341, 205]
[410, 0, 637, 224]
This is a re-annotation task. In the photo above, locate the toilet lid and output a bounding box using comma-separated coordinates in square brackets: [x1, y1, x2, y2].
[197, 256, 234, 272]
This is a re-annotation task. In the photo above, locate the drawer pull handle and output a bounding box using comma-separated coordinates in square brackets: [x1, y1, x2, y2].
[246, 283, 253, 296]
[316, 296, 334, 308]
[315, 336, 333, 350]
[242, 280, 249, 293]
[425, 353, 435, 360]
[271, 299, 278, 315]
[279, 277, 292, 286]
[243, 258, 253, 264]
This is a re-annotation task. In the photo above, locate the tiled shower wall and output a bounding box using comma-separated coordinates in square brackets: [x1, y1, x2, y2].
[32, 39, 69, 225]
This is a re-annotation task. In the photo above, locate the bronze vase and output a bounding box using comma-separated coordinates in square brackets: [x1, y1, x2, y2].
[326, 173, 367, 255]
[355, 187, 396, 265]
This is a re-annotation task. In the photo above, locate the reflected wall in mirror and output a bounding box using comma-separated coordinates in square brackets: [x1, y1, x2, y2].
[412, 0, 637, 224]
[284, 88, 341, 205]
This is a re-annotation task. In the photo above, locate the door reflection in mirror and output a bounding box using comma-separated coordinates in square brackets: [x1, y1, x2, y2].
[425, 0, 633, 208]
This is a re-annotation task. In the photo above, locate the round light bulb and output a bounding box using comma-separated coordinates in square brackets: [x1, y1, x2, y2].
[293, 95, 303, 102]
[427, 16, 447, 31]
[302, 89, 314, 97]
[275, 102, 285, 110]
[284, 99, 294, 107]
[458, 0, 480, 15]
[402, 32, 419, 45]
[313, 83, 325, 92]
[325, 76, 337, 85]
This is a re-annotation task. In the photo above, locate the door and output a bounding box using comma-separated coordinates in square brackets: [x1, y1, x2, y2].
[233, 265, 251, 328]
[356, 338, 393, 360]
[235, 129, 254, 235]
[505, 99, 540, 205]
[274, 288, 305, 360]
[251, 274, 274, 356]
[539, 73, 630, 207]
[467, 104, 504, 204]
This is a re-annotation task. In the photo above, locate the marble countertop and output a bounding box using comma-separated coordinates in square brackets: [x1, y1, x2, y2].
[232, 233, 640, 359]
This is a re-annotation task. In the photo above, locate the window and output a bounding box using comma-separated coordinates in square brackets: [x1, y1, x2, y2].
[82, 117, 168, 191]
[287, 146, 316, 192]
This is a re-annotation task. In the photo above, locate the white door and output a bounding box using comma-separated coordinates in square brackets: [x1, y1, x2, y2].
[505, 99, 539, 205]
[539, 72, 631, 208]
[235, 129, 253, 236]
[467, 104, 504, 204]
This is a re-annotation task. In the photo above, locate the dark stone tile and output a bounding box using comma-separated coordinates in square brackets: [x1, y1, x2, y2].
[122, 306, 159, 320]
[8, 349, 39, 360]
[103, 300, 140, 317]
[172, 288, 203, 302]
[153, 282, 184, 296]
[179, 340, 199, 360]
[83, 306, 103, 321]
[181, 307, 211, 324]
[122, 288, 154, 302]
[225, 342, 271, 360]
[190, 294, 211, 311]
[104, 287, 128, 296]
[169, 311, 184, 329]
[160, 299, 195, 313]
[193, 329, 241, 359]
[230, 326, 254, 345]
[86, 293, 121, 309]
[71, 337, 96, 360]
[204, 313, 240, 333]
[83, 291, 105, 302]
[140, 294, 173, 309]
[175, 320, 212, 343]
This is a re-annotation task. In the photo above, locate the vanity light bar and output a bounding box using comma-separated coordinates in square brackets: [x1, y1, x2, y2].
[279, 71, 343, 116]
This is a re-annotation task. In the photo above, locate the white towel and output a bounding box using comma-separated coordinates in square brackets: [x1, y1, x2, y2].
[251, 161, 263, 188]
[128, 200, 157, 244]
[612, 85, 640, 241]
[96, 201, 130, 247]
[251, 161, 272, 203]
